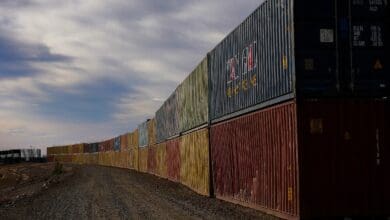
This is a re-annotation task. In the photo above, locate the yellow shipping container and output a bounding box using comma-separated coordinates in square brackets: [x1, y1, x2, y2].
[138, 147, 148, 173]
[130, 148, 139, 170]
[155, 143, 167, 178]
[128, 129, 139, 149]
[180, 128, 210, 196]
[148, 118, 157, 145]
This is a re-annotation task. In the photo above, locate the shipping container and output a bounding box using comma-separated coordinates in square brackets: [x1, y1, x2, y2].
[147, 145, 157, 174]
[166, 138, 181, 182]
[209, 0, 389, 121]
[156, 87, 180, 143]
[128, 130, 139, 150]
[180, 128, 210, 196]
[128, 130, 139, 170]
[138, 121, 149, 147]
[155, 143, 167, 178]
[138, 147, 148, 173]
[148, 118, 157, 145]
[71, 144, 84, 154]
[178, 57, 209, 132]
[211, 99, 389, 219]
[114, 136, 121, 151]
[120, 134, 128, 151]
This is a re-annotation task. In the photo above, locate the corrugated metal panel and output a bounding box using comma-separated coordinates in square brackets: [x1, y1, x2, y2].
[120, 134, 128, 151]
[148, 118, 157, 145]
[128, 130, 139, 170]
[209, 0, 295, 121]
[114, 136, 121, 151]
[166, 138, 181, 182]
[210, 101, 299, 219]
[138, 121, 149, 147]
[156, 87, 180, 143]
[295, 0, 389, 98]
[349, 0, 389, 97]
[298, 99, 390, 218]
[180, 128, 210, 196]
[138, 147, 148, 173]
[131, 148, 139, 171]
[155, 143, 167, 178]
[178, 57, 209, 132]
[73, 144, 84, 154]
[147, 145, 157, 174]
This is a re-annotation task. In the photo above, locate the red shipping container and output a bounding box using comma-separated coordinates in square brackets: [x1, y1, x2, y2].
[166, 138, 181, 182]
[211, 101, 298, 219]
[211, 99, 389, 219]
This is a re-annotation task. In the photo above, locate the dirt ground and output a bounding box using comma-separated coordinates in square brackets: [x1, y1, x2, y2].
[0, 162, 73, 205]
[0, 164, 278, 220]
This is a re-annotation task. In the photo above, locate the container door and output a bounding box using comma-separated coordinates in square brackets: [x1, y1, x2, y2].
[295, 0, 339, 96]
[349, 0, 389, 97]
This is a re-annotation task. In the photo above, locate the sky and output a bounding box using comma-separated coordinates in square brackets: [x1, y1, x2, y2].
[0, 0, 261, 154]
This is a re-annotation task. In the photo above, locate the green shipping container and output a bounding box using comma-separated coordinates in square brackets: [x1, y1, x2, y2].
[178, 57, 209, 132]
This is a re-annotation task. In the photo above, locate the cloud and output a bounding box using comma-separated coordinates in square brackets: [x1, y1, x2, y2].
[0, 0, 262, 152]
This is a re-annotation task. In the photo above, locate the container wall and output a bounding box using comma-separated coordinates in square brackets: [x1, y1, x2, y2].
[211, 101, 299, 218]
[148, 118, 157, 145]
[209, 0, 295, 121]
[178, 57, 209, 132]
[138, 147, 148, 173]
[155, 142, 167, 178]
[166, 138, 181, 182]
[138, 121, 149, 147]
[156, 88, 180, 143]
[298, 99, 390, 218]
[180, 128, 210, 196]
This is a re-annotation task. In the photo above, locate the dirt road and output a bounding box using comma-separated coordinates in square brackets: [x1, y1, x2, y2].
[0, 165, 277, 220]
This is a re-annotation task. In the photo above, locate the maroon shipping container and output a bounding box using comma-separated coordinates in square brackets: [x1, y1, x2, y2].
[211, 99, 389, 219]
[166, 139, 181, 182]
[98, 139, 115, 152]
[211, 101, 299, 219]
[147, 146, 157, 175]
[298, 99, 390, 219]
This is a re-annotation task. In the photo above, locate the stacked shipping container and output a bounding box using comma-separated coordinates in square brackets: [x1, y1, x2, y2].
[47, 0, 389, 219]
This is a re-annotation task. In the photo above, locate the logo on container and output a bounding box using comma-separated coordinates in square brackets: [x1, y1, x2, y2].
[226, 41, 258, 98]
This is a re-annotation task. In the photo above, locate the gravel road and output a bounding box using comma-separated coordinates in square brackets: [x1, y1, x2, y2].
[0, 165, 278, 220]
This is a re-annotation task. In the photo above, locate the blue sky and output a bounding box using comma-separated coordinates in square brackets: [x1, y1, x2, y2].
[0, 0, 261, 153]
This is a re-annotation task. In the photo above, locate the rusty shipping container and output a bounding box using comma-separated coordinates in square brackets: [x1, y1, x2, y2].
[138, 147, 148, 173]
[211, 99, 389, 219]
[138, 121, 149, 147]
[178, 57, 209, 132]
[180, 128, 210, 196]
[209, 0, 389, 121]
[148, 118, 157, 145]
[156, 87, 180, 143]
[166, 138, 181, 182]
